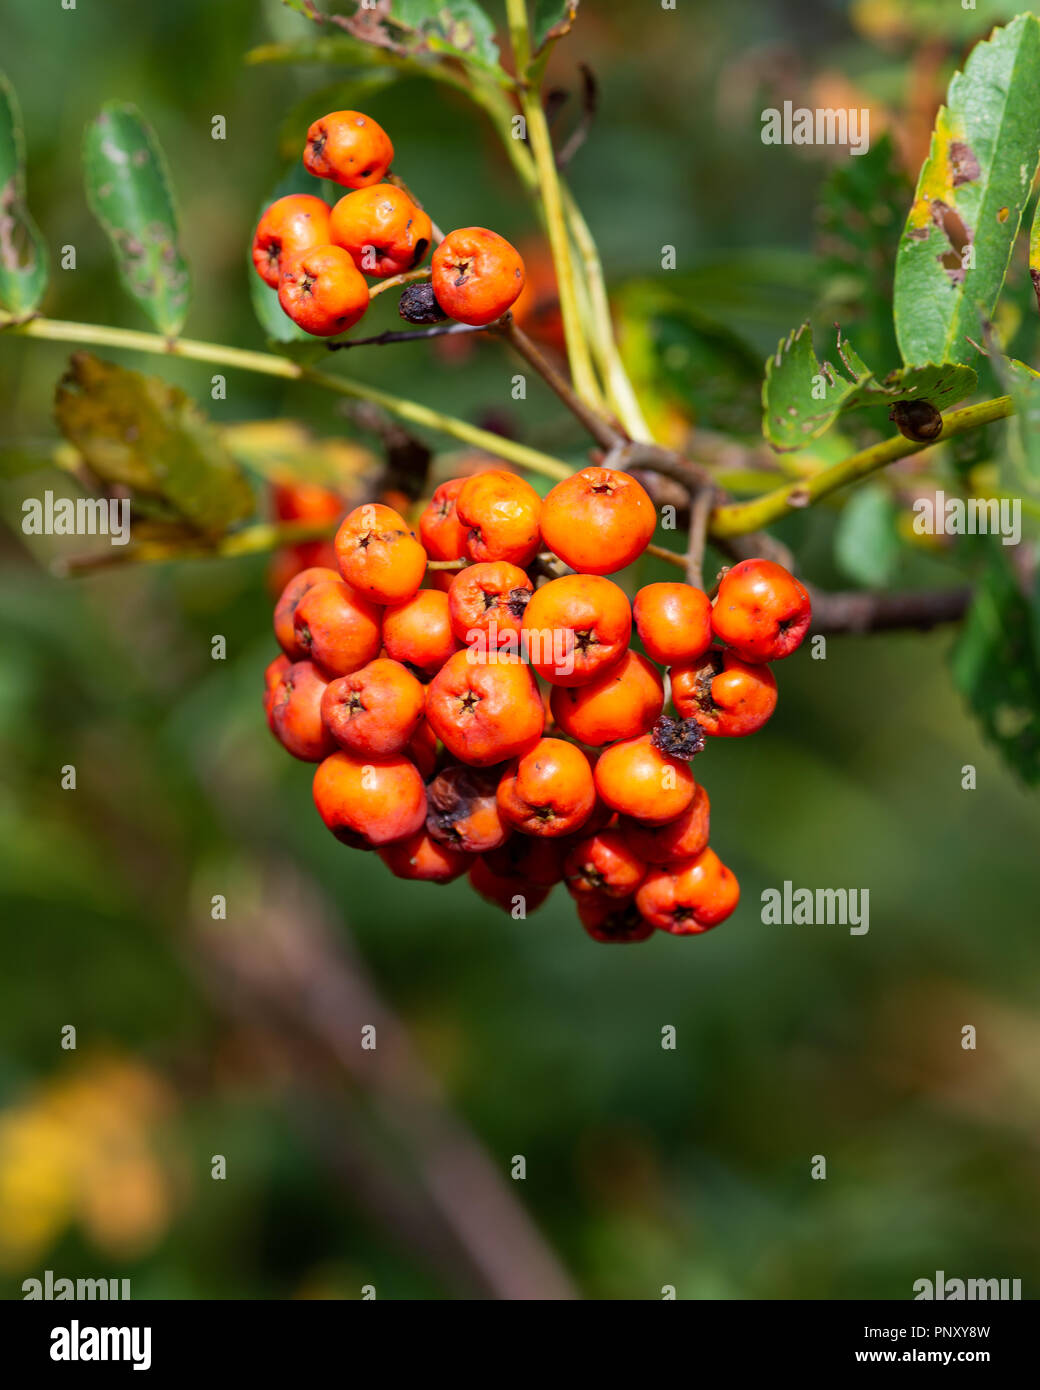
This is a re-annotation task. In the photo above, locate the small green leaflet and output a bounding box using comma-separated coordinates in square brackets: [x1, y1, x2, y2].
[762, 323, 977, 452]
[893, 14, 1040, 367]
[0, 71, 48, 315]
[83, 103, 190, 336]
[532, 1, 580, 57]
[833, 484, 900, 588]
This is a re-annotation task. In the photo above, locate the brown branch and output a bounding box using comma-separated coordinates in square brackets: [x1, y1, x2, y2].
[685, 487, 714, 590]
[808, 585, 972, 635]
[493, 316, 623, 450]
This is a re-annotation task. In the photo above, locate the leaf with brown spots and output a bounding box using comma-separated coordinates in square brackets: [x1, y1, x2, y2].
[0, 71, 47, 316]
[83, 103, 190, 336]
[894, 14, 1040, 367]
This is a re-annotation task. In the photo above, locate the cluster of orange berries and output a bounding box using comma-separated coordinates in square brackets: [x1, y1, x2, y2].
[263, 463, 812, 944]
[251, 110, 526, 336]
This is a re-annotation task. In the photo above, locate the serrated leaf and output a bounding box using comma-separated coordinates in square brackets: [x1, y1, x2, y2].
[848, 361, 978, 411]
[83, 103, 190, 336]
[894, 14, 1040, 367]
[0, 71, 48, 315]
[532, 0, 579, 57]
[950, 541, 1040, 784]
[249, 164, 334, 344]
[54, 354, 254, 537]
[762, 323, 871, 451]
[834, 484, 900, 587]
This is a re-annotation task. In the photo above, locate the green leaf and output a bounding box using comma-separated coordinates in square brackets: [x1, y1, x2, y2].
[817, 132, 908, 369]
[532, 1, 579, 57]
[762, 323, 871, 451]
[54, 354, 254, 538]
[83, 102, 190, 336]
[390, 0, 501, 69]
[1029, 188, 1040, 316]
[894, 14, 1040, 367]
[950, 541, 1040, 785]
[851, 361, 977, 411]
[0, 71, 48, 315]
[996, 357, 1040, 511]
[833, 484, 900, 588]
[249, 164, 333, 345]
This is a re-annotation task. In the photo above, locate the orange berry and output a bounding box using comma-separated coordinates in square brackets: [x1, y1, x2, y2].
[711, 558, 812, 662]
[455, 468, 542, 567]
[576, 894, 655, 945]
[273, 565, 342, 657]
[312, 749, 426, 848]
[550, 649, 663, 745]
[382, 588, 460, 676]
[431, 227, 525, 326]
[252, 194, 331, 289]
[496, 737, 596, 838]
[618, 783, 710, 865]
[329, 184, 432, 277]
[521, 574, 631, 687]
[484, 835, 566, 886]
[426, 764, 507, 853]
[292, 579, 383, 677]
[634, 581, 713, 666]
[267, 659, 337, 762]
[321, 657, 425, 757]
[564, 829, 646, 899]
[671, 649, 777, 737]
[448, 561, 532, 647]
[278, 244, 370, 337]
[378, 830, 469, 884]
[425, 650, 543, 767]
[540, 467, 656, 574]
[419, 478, 469, 561]
[303, 110, 393, 188]
[635, 848, 740, 934]
[334, 502, 428, 605]
[468, 858, 551, 915]
[593, 732, 695, 824]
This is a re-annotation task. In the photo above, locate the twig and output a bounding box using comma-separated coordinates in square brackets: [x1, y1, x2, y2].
[807, 585, 973, 635]
[685, 487, 714, 590]
[368, 267, 432, 300]
[555, 64, 598, 171]
[327, 322, 486, 350]
[493, 316, 624, 449]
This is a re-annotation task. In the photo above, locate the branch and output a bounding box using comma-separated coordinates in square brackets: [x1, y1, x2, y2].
[808, 585, 973, 635]
[327, 322, 485, 350]
[711, 396, 1015, 539]
[493, 316, 623, 449]
[684, 487, 714, 590]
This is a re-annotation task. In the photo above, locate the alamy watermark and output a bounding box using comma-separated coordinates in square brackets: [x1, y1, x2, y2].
[913, 491, 1020, 546]
[23, 1269, 130, 1300]
[914, 1271, 1021, 1300]
[22, 491, 130, 546]
[761, 881, 869, 935]
[761, 101, 870, 156]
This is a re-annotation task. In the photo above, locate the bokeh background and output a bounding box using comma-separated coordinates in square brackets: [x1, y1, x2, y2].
[1, 0, 1038, 1299]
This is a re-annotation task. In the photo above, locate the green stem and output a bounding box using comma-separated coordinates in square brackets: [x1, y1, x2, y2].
[3, 315, 573, 483]
[711, 396, 1016, 538]
[506, 0, 602, 411]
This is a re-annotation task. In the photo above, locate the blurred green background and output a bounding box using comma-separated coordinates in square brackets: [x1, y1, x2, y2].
[1, 0, 1038, 1300]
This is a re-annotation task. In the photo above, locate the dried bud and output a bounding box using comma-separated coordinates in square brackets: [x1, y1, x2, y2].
[889, 399, 943, 442]
[651, 715, 706, 761]
[398, 282, 448, 325]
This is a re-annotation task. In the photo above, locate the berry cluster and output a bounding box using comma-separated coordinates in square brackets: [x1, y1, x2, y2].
[263, 463, 812, 944]
[251, 110, 526, 336]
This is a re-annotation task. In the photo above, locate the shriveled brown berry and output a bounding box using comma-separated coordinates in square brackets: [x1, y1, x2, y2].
[651, 715, 705, 761]
[399, 282, 448, 324]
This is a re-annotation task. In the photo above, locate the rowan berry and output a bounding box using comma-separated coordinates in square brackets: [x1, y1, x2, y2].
[252, 194, 332, 289]
[278, 244, 370, 337]
[266, 659, 337, 763]
[484, 835, 566, 886]
[635, 848, 740, 933]
[593, 732, 695, 824]
[671, 649, 777, 737]
[382, 588, 460, 677]
[496, 737, 596, 837]
[378, 830, 469, 884]
[271, 479, 345, 526]
[399, 282, 448, 324]
[455, 468, 542, 567]
[329, 184, 432, 277]
[334, 502, 428, 605]
[312, 749, 427, 848]
[426, 764, 506, 853]
[448, 561, 532, 647]
[521, 574, 632, 687]
[633, 581, 713, 666]
[267, 542, 340, 599]
[540, 467, 656, 575]
[468, 858, 551, 915]
[710, 558, 811, 662]
[321, 658, 425, 757]
[291, 578, 383, 677]
[418, 478, 468, 561]
[303, 110, 393, 188]
[564, 829, 646, 899]
[264, 653, 291, 721]
[577, 894, 655, 945]
[425, 650, 544, 766]
[550, 649, 663, 745]
[431, 227, 525, 326]
[618, 783, 710, 865]
[273, 565, 342, 657]
[407, 717, 439, 779]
